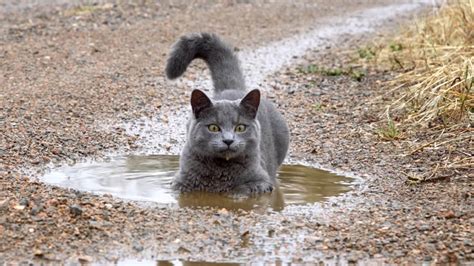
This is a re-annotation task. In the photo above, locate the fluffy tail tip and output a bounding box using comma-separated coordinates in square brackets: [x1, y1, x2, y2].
[165, 55, 187, 80]
[165, 33, 207, 80]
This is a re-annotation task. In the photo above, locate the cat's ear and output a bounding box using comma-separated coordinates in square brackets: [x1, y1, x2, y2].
[240, 89, 260, 119]
[191, 89, 213, 118]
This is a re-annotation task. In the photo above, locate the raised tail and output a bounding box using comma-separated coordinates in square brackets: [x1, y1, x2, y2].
[165, 33, 246, 93]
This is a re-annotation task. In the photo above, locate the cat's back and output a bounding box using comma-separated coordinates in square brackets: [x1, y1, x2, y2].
[214, 89, 246, 101]
[257, 96, 289, 171]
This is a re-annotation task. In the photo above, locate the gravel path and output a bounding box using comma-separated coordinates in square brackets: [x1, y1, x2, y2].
[1, 0, 472, 264]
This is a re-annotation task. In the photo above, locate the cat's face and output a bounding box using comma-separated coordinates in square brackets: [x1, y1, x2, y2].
[187, 89, 260, 160]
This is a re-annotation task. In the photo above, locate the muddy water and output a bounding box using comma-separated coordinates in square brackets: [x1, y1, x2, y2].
[41, 155, 355, 211]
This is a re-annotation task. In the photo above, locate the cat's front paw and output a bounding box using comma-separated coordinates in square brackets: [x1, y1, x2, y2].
[233, 182, 273, 195]
[171, 180, 187, 192]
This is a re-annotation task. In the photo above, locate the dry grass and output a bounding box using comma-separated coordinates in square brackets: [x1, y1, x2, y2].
[389, 1, 473, 126]
[360, 0, 473, 182]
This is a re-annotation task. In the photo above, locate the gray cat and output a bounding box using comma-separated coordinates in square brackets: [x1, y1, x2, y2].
[165, 33, 289, 195]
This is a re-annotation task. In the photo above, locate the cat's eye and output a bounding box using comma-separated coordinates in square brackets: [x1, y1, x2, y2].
[235, 124, 247, 133]
[208, 124, 220, 132]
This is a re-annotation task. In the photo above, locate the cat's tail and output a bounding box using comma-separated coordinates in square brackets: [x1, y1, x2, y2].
[165, 33, 246, 93]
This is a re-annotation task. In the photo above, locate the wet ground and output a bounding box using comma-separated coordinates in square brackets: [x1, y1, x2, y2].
[1, 0, 473, 265]
[41, 155, 356, 211]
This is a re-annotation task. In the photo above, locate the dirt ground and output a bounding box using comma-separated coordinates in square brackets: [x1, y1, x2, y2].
[0, 0, 472, 264]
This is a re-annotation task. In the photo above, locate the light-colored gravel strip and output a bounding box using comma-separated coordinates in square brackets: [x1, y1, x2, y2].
[116, 0, 433, 156]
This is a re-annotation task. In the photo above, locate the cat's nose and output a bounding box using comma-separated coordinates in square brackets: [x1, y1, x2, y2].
[223, 139, 234, 146]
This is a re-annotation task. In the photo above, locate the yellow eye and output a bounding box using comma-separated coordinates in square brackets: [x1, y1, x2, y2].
[208, 124, 220, 132]
[235, 124, 246, 133]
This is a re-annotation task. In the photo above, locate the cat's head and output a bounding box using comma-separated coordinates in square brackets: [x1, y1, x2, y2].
[187, 89, 261, 160]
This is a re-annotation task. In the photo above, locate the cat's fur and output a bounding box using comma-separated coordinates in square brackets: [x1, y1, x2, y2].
[165, 33, 289, 195]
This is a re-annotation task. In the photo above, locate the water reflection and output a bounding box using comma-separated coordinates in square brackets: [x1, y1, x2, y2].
[177, 189, 285, 211]
[41, 155, 355, 211]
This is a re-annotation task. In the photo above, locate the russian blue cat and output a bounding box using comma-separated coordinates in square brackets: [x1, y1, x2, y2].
[165, 33, 289, 195]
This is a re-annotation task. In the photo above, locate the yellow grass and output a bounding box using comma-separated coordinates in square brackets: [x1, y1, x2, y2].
[387, 0, 473, 126]
[361, 0, 473, 181]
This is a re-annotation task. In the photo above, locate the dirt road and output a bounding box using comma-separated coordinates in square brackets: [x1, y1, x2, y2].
[1, 0, 472, 264]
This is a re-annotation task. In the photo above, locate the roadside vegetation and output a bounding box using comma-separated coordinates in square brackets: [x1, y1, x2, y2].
[299, 1, 472, 183]
[298, 64, 366, 81]
[359, 0, 473, 182]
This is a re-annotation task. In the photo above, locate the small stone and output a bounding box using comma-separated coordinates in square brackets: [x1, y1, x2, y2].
[177, 246, 190, 253]
[30, 206, 42, 215]
[14, 205, 25, 210]
[78, 255, 93, 263]
[0, 198, 9, 211]
[132, 242, 144, 252]
[439, 210, 456, 219]
[419, 225, 431, 231]
[47, 199, 58, 206]
[89, 221, 102, 229]
[217, 208, 229, 216]
[69, 204, 83, 216]
[268, 229, 275, 237]
[313, 237, 323, 243]
[19, 197, 29, 207]
[33, 249, 43, 257]
[412, 249, 421, 255]
[347, 254, 358, 263]
[394, 250, 405, 258]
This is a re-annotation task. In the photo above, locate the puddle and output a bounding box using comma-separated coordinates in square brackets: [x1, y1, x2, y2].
[41, 155, 355, 211]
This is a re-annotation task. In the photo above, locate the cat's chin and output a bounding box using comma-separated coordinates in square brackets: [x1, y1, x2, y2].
[215, 150, 240, 161]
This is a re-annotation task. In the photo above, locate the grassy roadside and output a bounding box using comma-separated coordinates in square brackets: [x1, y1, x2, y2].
[360, 0, 473, 183]
[298, 1, 472, 183]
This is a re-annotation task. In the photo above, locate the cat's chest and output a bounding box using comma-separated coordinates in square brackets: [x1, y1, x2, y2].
[203, 162, 249, 181]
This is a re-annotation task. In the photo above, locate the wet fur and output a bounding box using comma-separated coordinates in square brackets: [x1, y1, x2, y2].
[166, 33, 289, 195]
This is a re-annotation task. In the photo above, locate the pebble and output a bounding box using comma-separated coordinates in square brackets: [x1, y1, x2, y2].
[19, 197, 29, 207]
[0, 199, 9, 211]
[69, 205, 83, 216]
[78, 255, 93, 263]
[132, 242, 144, 252]
[30, 206, 42, 215]
[13, 205, 25, 210]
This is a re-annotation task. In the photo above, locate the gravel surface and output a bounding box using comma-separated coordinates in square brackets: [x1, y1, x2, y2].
[1, 0, 472, 264]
